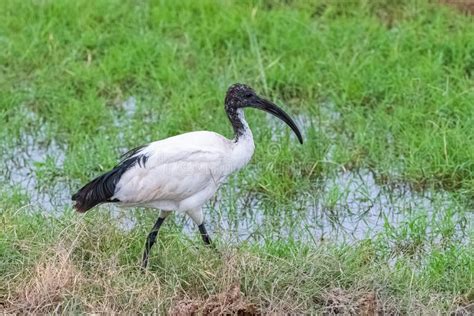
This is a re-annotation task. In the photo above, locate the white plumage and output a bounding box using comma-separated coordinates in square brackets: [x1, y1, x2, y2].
[72, 83, 302, 268]
[114, 113, 254, 212]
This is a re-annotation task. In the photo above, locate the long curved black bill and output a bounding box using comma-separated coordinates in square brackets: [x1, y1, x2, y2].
[252, 98, 303, 144]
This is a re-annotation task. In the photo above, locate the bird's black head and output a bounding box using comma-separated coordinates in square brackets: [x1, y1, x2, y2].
[225, 83, 303, 144]
[225, 83, 257, 111]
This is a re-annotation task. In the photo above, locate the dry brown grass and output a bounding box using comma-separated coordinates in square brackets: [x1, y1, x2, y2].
[0, 243, 165, 314]
[320, 288, 397, 316]
[169, 251, 259, 315]
[0, 243, 469, 314]
[170, 283, 258, 316]
[441, 0, 474, 14]
[4, 245, 80, 314]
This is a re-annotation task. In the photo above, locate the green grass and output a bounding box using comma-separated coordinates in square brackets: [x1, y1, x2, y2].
[0, 0, 473, 313]
[1, 208, 472, 313]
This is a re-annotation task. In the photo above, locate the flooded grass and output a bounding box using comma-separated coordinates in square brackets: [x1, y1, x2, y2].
[1, 0, 473, 313]
[0, 130, 69, 212]
[3, 127, 470, 246]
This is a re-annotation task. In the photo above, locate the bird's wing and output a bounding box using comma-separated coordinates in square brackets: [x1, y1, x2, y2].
[71, 144, 150, 212]
[119, 144, 148, 162]
[112, 142, 230, 205]
[72, 131, 232, 212]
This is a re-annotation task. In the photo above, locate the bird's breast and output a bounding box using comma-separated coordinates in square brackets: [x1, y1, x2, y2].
[230, 133, 255, 172]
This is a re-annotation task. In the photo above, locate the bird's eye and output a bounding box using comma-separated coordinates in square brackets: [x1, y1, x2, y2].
[245, 93, 253, 99]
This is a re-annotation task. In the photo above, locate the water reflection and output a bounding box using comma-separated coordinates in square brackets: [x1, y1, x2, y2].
[0, 105, 470, 245]
[174, 168, 469, 244]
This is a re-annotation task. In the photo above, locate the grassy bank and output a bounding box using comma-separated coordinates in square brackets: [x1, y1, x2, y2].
[1, 208, 472, 314]
[1, 0, 473, 314]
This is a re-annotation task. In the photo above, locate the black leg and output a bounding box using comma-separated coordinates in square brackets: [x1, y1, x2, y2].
[198, 223, 212, 245]
[141, 216, 166, 269]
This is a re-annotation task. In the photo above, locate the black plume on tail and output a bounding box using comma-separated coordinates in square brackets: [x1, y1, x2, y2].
[72, 145, 148, 212]
[72, 169, 122, 212]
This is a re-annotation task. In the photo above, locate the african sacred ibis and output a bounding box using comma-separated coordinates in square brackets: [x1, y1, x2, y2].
[72, 83, 303, 268]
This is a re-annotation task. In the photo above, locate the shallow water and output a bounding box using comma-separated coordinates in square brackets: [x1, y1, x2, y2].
[1, 104, 470, 245]
[0, 128, 69, 212]
[185, 168, 468, 244]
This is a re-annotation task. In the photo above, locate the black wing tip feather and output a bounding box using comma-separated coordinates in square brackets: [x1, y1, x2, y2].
[71, 146, 149, 213]
[72, 175, 114, 212]
[120, 145, 147, 162]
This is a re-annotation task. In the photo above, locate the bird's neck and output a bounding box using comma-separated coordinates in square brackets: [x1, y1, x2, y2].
[227, 108, 255, 171]
[227, 108, 252, 142]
